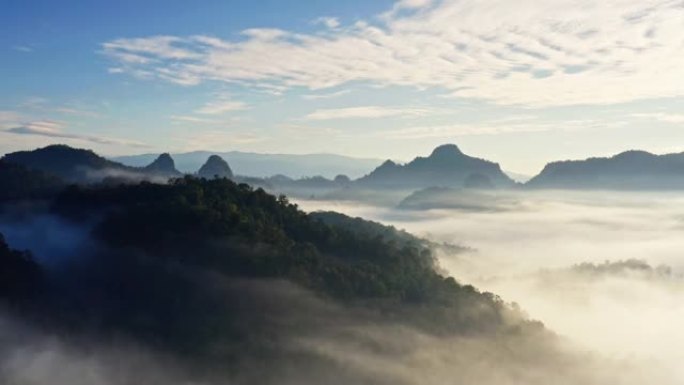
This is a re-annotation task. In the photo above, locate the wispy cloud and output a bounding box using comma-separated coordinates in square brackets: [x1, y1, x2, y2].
[375, 118, 627, 139]
[313, 17, 340, 29]
[54, 107, 100, 118]
[12, 45, 33, 53]
[170, 115, 220, 124]
[5, 120, 148, 147]
[631, 112, 684, 124]
[101, 0, 684, 107]
[173, 130, 265, 151]
[195, 99, 248, 115]
[302, 90, 351, 100]
[304, 106, 436, 120]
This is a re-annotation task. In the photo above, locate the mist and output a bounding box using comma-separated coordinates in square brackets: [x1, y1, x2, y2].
[3, 188, 684, 383]
[296, 189, 684, 383]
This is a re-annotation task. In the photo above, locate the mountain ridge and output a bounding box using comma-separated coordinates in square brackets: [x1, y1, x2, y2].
[526, 149, 684, 189]
[356, 144, 515, 189]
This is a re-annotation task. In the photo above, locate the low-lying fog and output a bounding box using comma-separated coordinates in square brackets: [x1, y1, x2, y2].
[297, 190, 684, 383]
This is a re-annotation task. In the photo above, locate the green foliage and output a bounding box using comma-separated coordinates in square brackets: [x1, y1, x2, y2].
[53, 177, 499, 312]
[0, 160, 65, 202]
[0, 232, 43, 299]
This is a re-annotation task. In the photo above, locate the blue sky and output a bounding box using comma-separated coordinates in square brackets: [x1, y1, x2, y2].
[3, 0, 684, 174]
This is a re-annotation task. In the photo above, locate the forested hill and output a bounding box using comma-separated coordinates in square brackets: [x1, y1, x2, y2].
[0, 175, 559, 383]
[51, 177, 489, 307]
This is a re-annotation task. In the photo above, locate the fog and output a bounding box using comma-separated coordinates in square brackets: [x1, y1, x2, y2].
[297, 190, 684, 383]
[3, 189, 684, 383]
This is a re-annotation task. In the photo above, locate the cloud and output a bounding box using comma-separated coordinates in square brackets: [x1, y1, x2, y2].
[313, 17, 341, 29]
[53, 107, 100, 118]
[170, 115, 220, 124]
[302, 90, 351, 100]
[376, 118, 627, 139]
[173, 130, 265, 151]
[5, 120, 148, 148]
[304, 106, 435, 120]
[382, 0, 433, 18]
[12, 45, 33, 53]
[195, 100, 249, 115]
[631, 112, 684, 124]
[101, 0, 684, 107]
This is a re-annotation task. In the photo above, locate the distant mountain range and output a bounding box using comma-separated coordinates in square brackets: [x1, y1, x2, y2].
[527, 150, 684, 190]
[113, 151, 382, 179]
[6, 144, 684, 193]
[357, 144, 515, 189]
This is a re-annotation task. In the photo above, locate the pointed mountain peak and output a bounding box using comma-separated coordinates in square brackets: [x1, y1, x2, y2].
[145, 153, 180, 175]
[379, 159, 398, 168]
[198, 155, 233, 179]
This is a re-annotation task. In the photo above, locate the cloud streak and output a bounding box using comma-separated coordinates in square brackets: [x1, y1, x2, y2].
[5, 120, 148, 148]
[303, 106, 436, 120]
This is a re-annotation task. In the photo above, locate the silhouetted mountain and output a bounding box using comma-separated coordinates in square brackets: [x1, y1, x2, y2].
[527, 150, 684, 189]
[2, 144, 135, 183]
[398, 186, 518, 211]
[197, 155, 234, 179]
[333, 174, 351, 185]
[463, 173, 495, 189]
[144, 153, 181, 177]
[114, 151, 382, 179]
[356, 144, 515, 189]
[2, 145, 185, 184]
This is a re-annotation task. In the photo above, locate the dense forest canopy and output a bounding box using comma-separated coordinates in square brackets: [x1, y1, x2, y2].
[0, 176, 544, 375]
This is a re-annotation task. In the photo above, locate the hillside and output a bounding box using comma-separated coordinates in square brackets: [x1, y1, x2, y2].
[357, 144, 515, 189]
[0, 160, 66, 202]
[0, 166, 614, 385]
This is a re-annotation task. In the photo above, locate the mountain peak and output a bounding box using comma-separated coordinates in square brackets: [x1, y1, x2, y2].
[197, 155, 233, 179]
[145, 153, 180, 175]
[429, 144, 463, 158]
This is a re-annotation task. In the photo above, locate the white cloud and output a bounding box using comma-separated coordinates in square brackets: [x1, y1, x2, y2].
[304, 106, 435, 120]
[195, 100, 248, 115]
[102, 0, 684, 107]
[376, 118, 628, 139]
[302, 90, 351, 100]
[4, 119, 147, 147]
[631, 113, 684, 124]
[314, 17, 341, 29]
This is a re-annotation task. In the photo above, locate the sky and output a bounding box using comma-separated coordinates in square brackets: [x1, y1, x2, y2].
[2, 0, 684, 175]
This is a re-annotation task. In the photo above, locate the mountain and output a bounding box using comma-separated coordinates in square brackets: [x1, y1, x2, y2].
[0, 157, 594, 384]
[527, 150, 684, 189]
[356, 144, 515, 189]
[398, 186, 518, 211]
[2, 144, 137, 183]
[197, 155, 234, 179]
[143, 153, 182, 178]
[113, 151, 382, 179]
[36, 177, 537, 352]
[2, 145, 182, 184]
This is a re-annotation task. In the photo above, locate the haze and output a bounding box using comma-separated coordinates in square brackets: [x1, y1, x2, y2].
[3, 1, 684, 384]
